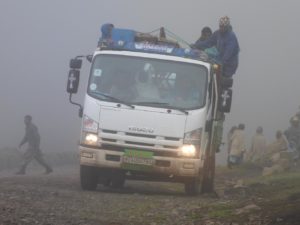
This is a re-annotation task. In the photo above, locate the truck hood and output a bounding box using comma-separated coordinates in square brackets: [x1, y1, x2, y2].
[99, 105, 187, 138]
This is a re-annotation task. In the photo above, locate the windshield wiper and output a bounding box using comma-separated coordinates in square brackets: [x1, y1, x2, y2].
[90, 91, 134, 109]
[135, 102, 188, 115]
[169, 107, 189, 115]
[134, 101, 169, 106]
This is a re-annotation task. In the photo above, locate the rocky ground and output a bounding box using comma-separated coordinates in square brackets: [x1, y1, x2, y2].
[0, 163, 300, 225]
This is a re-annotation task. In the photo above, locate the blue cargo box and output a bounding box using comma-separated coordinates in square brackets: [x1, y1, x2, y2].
[111, 28, 135, 43]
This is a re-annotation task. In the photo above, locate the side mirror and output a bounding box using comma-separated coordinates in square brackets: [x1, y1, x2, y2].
[67, 69, 80, 94]
[69, 58, 82, 69]
[219, 88, 232, 113]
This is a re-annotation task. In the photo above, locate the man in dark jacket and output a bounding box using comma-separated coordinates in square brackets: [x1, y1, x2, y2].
[197, 27, 213, 42]
[193, 16, 240, 77]
[16, 115, 53, 175]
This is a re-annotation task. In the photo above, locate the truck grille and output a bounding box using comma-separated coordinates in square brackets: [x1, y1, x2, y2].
[101, 144, 179, 158]
[99, 129, 182, 152]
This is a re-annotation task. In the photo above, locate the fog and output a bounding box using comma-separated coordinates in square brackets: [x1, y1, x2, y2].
[0, 0, 299, 163]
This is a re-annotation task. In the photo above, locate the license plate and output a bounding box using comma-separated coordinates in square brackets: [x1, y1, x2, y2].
[122, 156, 154, 165]
[121, 149, 154, 171]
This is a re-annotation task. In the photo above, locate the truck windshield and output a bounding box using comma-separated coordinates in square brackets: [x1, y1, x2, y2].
[88, 54, 208, 110]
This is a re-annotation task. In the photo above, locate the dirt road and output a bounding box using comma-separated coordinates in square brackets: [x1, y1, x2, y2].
[0, 165, 299, 225]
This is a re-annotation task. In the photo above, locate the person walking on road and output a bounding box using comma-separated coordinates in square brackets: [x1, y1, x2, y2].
[16, 115, 53, 175]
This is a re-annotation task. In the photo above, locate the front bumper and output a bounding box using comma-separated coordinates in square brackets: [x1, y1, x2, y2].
[79, 145, 203, 178]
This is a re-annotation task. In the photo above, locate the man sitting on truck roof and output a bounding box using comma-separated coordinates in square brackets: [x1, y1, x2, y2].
[193, 16, 240, 77]
[98, 23, 114, 47]
[197, 26, 213, 42]
[195, 27, 219, 59]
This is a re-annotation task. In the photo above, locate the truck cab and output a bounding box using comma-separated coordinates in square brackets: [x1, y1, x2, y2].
[66, 26, 232, 195]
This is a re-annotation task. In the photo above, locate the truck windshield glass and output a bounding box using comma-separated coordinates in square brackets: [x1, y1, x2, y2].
[88, 54, 208, 110]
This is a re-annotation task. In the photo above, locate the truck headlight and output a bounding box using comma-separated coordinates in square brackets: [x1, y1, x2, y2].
[82, 132, 98, 146]
[83, 115, 98, 133]
[183, 128, 202, 145]
[179, 144, 196, 157]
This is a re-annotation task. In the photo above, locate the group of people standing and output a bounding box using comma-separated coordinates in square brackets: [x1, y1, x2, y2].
[226, 107, 300, 169]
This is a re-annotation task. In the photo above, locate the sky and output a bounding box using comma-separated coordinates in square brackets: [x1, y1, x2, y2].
[0, 0, 299, 163]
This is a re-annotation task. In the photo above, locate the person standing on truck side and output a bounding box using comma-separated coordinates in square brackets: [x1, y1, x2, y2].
[193, 16, 240, 77]
[247, 126, 267, 164]
[16, 115, 53, 175]
[228, 123, 246, 167]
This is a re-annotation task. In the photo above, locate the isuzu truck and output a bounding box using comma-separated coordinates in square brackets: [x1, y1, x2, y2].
[66, 26, 233, 195]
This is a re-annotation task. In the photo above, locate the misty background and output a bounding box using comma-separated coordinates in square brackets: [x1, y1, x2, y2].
[0, 0, 299, 164]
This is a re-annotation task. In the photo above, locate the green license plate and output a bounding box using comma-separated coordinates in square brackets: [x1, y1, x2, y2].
[121, 149, 154, 171]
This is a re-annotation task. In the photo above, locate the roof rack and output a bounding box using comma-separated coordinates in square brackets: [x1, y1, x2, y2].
[97, 26, 210, 61]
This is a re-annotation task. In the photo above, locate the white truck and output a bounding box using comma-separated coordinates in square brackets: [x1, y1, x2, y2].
[66, 26, 233, 195]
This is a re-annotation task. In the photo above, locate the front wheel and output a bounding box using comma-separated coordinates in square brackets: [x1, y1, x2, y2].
[184, 177, 201, 195]
[80, 165, 98, 191]
[201, 148, 215, 193]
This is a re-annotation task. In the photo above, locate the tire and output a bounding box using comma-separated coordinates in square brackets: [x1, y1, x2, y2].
[201, 147, 215, 193]
[184, 177, 201, 196]
[80, 165, 98, 191]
